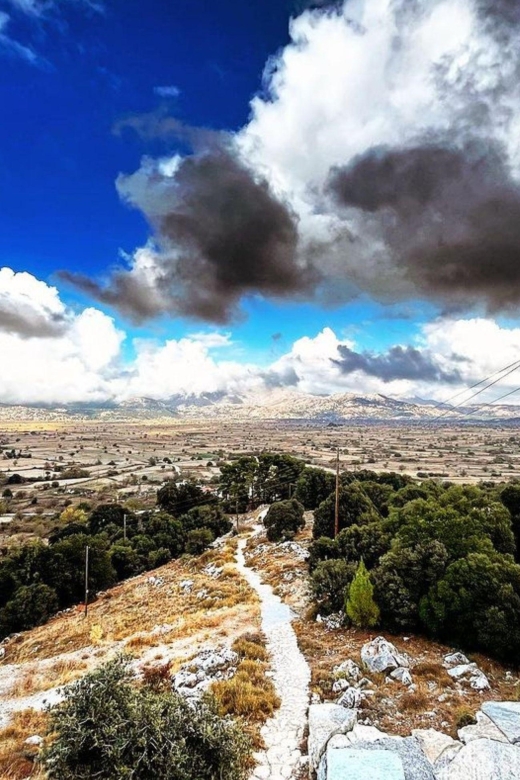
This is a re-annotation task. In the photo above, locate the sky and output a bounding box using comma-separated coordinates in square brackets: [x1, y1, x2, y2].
[3, 0, 520, 405]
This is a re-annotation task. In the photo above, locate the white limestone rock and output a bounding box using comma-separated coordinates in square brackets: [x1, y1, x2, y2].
[333, 659, 361, 682]
[458, 712, 509, 744]
[336, 686, 363, 709]
[308, 703, 357, 774]
[447, 662, 490, 690]
[412, 728, 462, 765]
[361, 636, 410, 674]
[435, 737, 520, 779]
[482, 702, 520, 745]
[390, 667, 413, 686]
[444, 652, 470, 667]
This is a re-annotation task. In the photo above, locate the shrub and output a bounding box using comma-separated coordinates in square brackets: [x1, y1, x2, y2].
[43, 656, 251, 780]
[186, 527, 214, 555]
[264, 499, 305, 542]
[311, 559, 357, 614]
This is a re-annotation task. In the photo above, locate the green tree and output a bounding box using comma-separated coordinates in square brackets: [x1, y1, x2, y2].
[294, 468, 335, 510]
[186, 528, 214, 555]
[345, 560, 380, 628]
[156, 480, 206, 516]
[0, 583, 58, 635]
[311, 559, 357, 614]
[264, 499, 305, 542]
[313, 483, 378, 539]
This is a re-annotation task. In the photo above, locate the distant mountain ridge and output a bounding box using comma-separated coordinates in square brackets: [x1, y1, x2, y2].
[1, 390, 520, 423]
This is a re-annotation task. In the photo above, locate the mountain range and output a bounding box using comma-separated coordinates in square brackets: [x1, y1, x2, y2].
[1, 389, 520, 424]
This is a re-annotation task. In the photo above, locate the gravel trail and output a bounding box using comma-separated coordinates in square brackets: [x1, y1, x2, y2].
[237, 534, 310, 780]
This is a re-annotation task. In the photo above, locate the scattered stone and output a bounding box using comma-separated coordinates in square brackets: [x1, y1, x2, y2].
[150, 623, 174, 636]
[482, 702, 520, 745]
[147, 575, 164, 588]
[202, 563, 222, 578]
[278, 541, 310, 560]
[323, 612, 344, 630]
[332, 678, 349, 694]
[336, 687, 362, 709]
[458, 711, 509, 744]
[171, 647, 238, 699]
[333, 659, 361, 682]
[444, 652, 470, 667]
[361, 636, 410, 674]
[435, 737, 520, 779]
[25, 735, 43, 746]
[390, 667, 413, 686]
[447, 662, 490, 690]
[179, 579, 193, 593]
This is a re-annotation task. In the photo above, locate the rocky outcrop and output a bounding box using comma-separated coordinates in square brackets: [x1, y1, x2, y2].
[308, 700, 520, 780]
[171, 647, 238, 699]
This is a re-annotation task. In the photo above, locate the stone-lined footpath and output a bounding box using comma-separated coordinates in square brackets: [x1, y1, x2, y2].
[237, 533, 311, 780]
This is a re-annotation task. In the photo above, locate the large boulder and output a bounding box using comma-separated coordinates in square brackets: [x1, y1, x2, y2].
[482, 702, 520, 745]
[435, 738, 520, 779]
[322, 747, 405, 780]
[308, 703, 357, 775]
[458, 712, 509, 745]
[360, 636, 410, 674]
[444, 652, 470, 667]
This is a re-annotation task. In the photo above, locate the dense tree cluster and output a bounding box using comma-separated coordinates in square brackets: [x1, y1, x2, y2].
[0, 480, 231, 639]
[218, 453, 305, 512]
[308, 468, 520, 663]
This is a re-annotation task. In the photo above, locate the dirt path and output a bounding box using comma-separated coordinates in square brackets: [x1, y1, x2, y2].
[237, 532, 310, 780]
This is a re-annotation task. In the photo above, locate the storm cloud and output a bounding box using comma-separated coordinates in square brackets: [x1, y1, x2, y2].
[62, 0, 520, 323]
[326, 138, 520, 311]
[333, 344, 462, 384]
[63, 141, 317, 323]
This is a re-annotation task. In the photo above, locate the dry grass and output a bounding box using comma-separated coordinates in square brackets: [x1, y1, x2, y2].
[8, 659, 88, 699]
[0, 709, 48, 780]
[211, 632, 280, 750]
[398, 683, 431, 713]
[1, 542, 257, 667]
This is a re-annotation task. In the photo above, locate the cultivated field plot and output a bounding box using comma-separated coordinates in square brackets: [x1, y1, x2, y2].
[1, 420, 520, 533]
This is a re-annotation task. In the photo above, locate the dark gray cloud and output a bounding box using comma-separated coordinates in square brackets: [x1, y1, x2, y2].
[62, 140, 318, 324]
[0, 307, 68, 338]
[261, 366, 299, 388]
[326, 138, 520, 312]
[333, 345, 462, 383]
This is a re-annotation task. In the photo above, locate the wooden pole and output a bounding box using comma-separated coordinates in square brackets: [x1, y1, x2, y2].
[123, 513, 127, 541]
[334, 447, 340, 538]
[84, 545, 89, 618]
[235, 497, 240, 534]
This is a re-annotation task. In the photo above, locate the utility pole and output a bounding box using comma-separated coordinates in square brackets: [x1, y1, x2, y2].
[334, 447, 340, 538]
[84, 545, 89, 618]
[235, 497, 240, 534]
[123, 513, 127, 541]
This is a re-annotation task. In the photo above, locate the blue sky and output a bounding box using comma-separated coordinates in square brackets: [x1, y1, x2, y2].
[2, 0, 520, 405]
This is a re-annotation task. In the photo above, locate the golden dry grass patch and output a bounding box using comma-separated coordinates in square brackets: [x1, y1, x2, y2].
[0, 709, 48, 780]
[1, 541, 257, 667]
